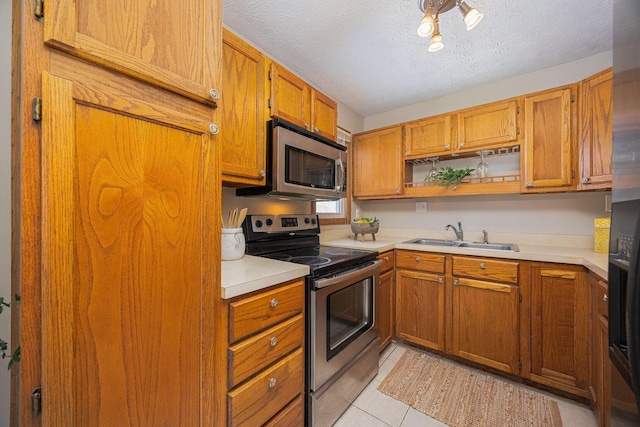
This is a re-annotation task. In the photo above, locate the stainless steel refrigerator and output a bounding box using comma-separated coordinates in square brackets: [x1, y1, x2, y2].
[609, 1, 640, 424]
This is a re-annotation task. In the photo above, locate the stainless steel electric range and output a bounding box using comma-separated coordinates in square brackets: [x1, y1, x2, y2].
[243, 214, 380, 427]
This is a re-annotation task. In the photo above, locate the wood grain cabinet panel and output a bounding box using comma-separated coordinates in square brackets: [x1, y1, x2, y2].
[395, 250, 445, 273]
[353, 125, 405, 199]
[579, 68, 613, 191]
[378, 270, 394, 352]
[456, 100, 519, 151]
[530, 265, 589, 396]
[41, 72, 217, 426]
[590, 274, 610, 427]
[522, 86, 575, 192]
[404, 114, 455, 157]
[45, 0, 221, 102]
[269, 63, 310, 129]
[311, 89, 338, 141]
[452, 256, 519, 284]
[263, 395, 304, 427]
[220, 29, 267, 185]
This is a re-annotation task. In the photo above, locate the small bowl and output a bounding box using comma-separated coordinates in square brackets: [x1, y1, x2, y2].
[351, 222, 380, 240]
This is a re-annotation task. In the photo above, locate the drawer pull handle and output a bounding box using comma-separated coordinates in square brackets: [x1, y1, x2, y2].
[415, 256, 421, 262]
[269, 378, 277, 388]
[603, 294, 608, 302]
[479, 263, 486, 269]
[270, 298, 279, 308]
[270, 336, 278, 347]
[384, 256, 389, 261]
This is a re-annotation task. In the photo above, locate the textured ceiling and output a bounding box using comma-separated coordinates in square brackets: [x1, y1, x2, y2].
[223, 0, 612, 117]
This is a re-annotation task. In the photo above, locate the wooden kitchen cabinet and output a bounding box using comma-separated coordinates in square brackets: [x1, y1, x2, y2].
[226, 279, 305, 426]
[450, 256, 520, 374]
[395, 251, 446, 351]
[404, 114, 456, 158]
[522, 85, 576, 193]
[353, 125, 405, 199]
[530, 264, 590, 397]
[269, 62, 338, 140]
[377, 250, 395, 351]
[220, 29, 268, 186]
[44, 0, 221, 103]
[579, 68, 613, 191]
[456, 99, 520, 151]
[590, 273, 611, 427]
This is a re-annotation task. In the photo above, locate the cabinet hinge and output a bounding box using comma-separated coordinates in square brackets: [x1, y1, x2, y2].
[571, 94, 576, 103]
[518, 361, 522, 372]
[32, 97, 42, 122]
[31, 387, 42, 415]
[572, 170, 576, 179]
[268, 98, 272, 109]
[517, 127, 521, 135]
[268, 70, 273, 81]
[517, 106, 520, 114]
[519, 293, 522, 303]
[34, 0, 43, 19]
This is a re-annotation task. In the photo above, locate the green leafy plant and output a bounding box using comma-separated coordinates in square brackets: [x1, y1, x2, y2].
[353, 217, 379, 223]
[1, 294, 20, 370]
[425, 166, 475, 189]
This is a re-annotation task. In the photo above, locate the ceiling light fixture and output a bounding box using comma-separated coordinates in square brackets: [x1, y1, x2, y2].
[417, 0, 484, 52]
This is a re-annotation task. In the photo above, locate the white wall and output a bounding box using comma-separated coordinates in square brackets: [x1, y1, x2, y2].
[364, 51, 613, 130]
[1, 0, 12, 425]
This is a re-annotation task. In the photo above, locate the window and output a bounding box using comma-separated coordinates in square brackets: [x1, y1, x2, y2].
[318, 127, 351, 225]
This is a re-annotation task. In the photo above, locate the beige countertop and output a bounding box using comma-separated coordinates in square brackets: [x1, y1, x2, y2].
[324, 237, 609, 280]
[221, 255, 309, 299]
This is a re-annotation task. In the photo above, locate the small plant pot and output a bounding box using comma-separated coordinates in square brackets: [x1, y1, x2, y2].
[351, 222, 379, 241]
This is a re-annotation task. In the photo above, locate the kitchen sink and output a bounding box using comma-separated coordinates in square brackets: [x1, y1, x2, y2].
[403, 238, 519, 252]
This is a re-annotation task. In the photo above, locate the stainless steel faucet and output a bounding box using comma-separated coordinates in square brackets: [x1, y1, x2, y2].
[445, 222, 464, 241]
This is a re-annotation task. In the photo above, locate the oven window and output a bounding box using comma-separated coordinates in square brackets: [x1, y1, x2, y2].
[326, 277, 373, 360]
[285, 146, 336, 190]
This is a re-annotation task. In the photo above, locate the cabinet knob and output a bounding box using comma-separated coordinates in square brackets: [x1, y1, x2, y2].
[603, 294, 608, 302]
[383, 256, 389, 261]
[269, 378, 277, 388]
[581, 177, 589, 184]
[438, 277, 443, 284]
[445, 144, 451, 150]
[314, 127, 319, 132]
[479, 263, 486, 269]
[209, 123, 220, 135]
[526, 181, 533, 188]
[396, 189, 401, 194]
[453, 279, 459, 286]
[259, 169, 266, 177]
[415, 256, 421, 262]
[270, 336, 278, 347]
[459, 142, 465, 148]
[209, 88, 220, 99]
[270, 298, 279, 307]
[305, 122, 310, 129]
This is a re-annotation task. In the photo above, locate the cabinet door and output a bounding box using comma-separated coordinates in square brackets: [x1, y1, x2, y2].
[523, 88, 574, 192]
[45, 0, 221, 102]
[311, 89, 338, 141]
[530, 266, 589, 396]
[377, 270, 394, 352]
[395, 270, 445, 351]
[579, 69, 613, 191]
[220, 29, 267, 185]
[41, 72, 218, 425]
[451, 278, 519, 374]
[404, 115, 455, 157]
[270, 63, 310, 129]
[353, 125, 404, 198]
[456, 100, 519, 151]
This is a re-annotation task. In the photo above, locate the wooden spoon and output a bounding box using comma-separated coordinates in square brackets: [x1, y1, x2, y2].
[237, 208, 248, 228]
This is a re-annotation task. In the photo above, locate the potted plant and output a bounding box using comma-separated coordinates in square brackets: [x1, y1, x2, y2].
[425, 166, 474, 190]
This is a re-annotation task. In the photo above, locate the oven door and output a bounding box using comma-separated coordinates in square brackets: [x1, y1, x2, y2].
[309, 260, 380, 391]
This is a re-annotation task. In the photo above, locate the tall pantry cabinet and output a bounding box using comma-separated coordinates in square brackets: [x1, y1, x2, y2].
[12, 1, 225, 425]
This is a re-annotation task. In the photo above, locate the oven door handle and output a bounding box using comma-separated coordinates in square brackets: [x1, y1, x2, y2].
[313, 259, 381, 290]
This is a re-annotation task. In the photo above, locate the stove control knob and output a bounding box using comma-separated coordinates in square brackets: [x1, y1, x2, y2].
[304, 217, 310, 224]
[266, 218, 273, 226]
[311, 218, 317, 225]
[255, 220, 263, 228]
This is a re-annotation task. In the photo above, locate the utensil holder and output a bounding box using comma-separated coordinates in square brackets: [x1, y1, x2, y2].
[221, 228, 245, 261]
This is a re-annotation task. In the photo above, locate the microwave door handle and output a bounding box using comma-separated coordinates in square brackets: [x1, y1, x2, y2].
[336, 158, 345, 192]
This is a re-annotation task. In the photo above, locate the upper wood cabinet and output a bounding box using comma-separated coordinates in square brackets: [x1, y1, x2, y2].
[522, 86, 576, 193]
[456, 100, 519, 151]
[579, 68, 613, 191]
[269, 62, 338, 140]
[404, 114, 456, 158]
[44, 0, 222, 104]
[220, 29, 267, 186]
[529, 264, 589, 397]
[353, 125, 405, 199]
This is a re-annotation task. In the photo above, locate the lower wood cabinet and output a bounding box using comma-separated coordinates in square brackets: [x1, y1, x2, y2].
[529, 264, 590, 397]
[226, 279, 305, 426]
[377, 250, 395, 352]
[590, 273, 610, 427]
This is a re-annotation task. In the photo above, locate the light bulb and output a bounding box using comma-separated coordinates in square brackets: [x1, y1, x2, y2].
[417, 13, 435, 37]
[458, 1, 484, 30]
[428, 34, 443, 52]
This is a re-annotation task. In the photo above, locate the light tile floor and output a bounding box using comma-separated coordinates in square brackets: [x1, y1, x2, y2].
[334, 342, 598, 427]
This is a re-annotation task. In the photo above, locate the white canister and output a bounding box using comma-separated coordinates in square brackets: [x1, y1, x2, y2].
[221, 228, 245, 261]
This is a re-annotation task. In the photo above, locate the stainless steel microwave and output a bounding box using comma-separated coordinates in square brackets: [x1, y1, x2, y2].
[237, 118, 347, 200]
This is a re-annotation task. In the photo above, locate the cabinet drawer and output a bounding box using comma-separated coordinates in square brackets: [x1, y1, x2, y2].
[395, 250, 445, 273]
[229, 280, 304, 343]
[228, 348, 304, 426]
[378, 250, 395, 273]
[228, 314, 303, 388]
[263, 395, 304, 427]
[596, 279, 608, 319]
[453, 256, 519, 284]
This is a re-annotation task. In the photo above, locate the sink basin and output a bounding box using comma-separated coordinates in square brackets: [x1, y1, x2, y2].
[403, 238, 519, 252]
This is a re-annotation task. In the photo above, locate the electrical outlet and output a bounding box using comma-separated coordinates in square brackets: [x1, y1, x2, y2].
[415, 201, 427, 212]
[355, 208, 360, 218]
